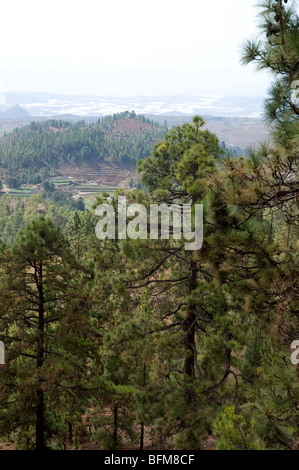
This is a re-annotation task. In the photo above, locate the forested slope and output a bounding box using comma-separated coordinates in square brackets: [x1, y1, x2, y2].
[0, 111, 167, 186]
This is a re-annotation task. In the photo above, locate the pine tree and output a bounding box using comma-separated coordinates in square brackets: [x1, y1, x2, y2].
[240, 0, 298, 213]
[0, 217, 94, 449]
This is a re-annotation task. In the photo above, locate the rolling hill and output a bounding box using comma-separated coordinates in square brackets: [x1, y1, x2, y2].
[0, 111, 167, 187]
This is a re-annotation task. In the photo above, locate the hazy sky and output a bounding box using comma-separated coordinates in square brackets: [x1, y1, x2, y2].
[1, 0, 271, 97]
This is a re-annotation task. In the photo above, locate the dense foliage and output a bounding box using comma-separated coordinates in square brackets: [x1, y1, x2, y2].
[0, 1, 297, 451]
[0, 193, 86, 245]
[0, 111, 167, 187]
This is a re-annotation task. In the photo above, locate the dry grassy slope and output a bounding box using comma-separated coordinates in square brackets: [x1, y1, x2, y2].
[109, 117, 155, 135]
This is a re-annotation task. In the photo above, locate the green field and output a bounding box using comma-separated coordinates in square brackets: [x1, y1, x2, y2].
[79, 186, 118, 210]
[7, 186, 34, 197]
[48, 177, 73, 187]
[5, 182, 120, 206]
[82, 196, 97, 210]
[75, 184, 118, 194]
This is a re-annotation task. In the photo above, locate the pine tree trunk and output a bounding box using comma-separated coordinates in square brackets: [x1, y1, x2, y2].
[113, 400, 118, 448]
[68, 422, 73, 441]
[36, 262, 45, 451]
[140, 363, 146, 450]
[140, 422, 144, 450]
[36, 389, 45, 451]
[184, 261, 197, 379]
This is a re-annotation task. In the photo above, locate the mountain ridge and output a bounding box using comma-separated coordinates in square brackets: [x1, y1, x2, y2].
[0, 105, 29, 120]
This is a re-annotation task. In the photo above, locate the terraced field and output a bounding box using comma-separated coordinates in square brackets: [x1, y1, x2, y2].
[2, 179, 120, 210]
[75, 184, 118, 210]
[2, 163, 130, 207]
[75, 184, 118, 193]
[59, 160, 133, 186]
[7, 186, 35, 198]
[48, 177, 74, 187]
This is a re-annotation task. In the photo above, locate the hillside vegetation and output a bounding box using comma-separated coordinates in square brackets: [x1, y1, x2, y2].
[0, 111, 167, 186]
[0, 1, 298, 452]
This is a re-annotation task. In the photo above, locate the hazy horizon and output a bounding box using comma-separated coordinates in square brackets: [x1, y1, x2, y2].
[1, 0, 271, 99]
